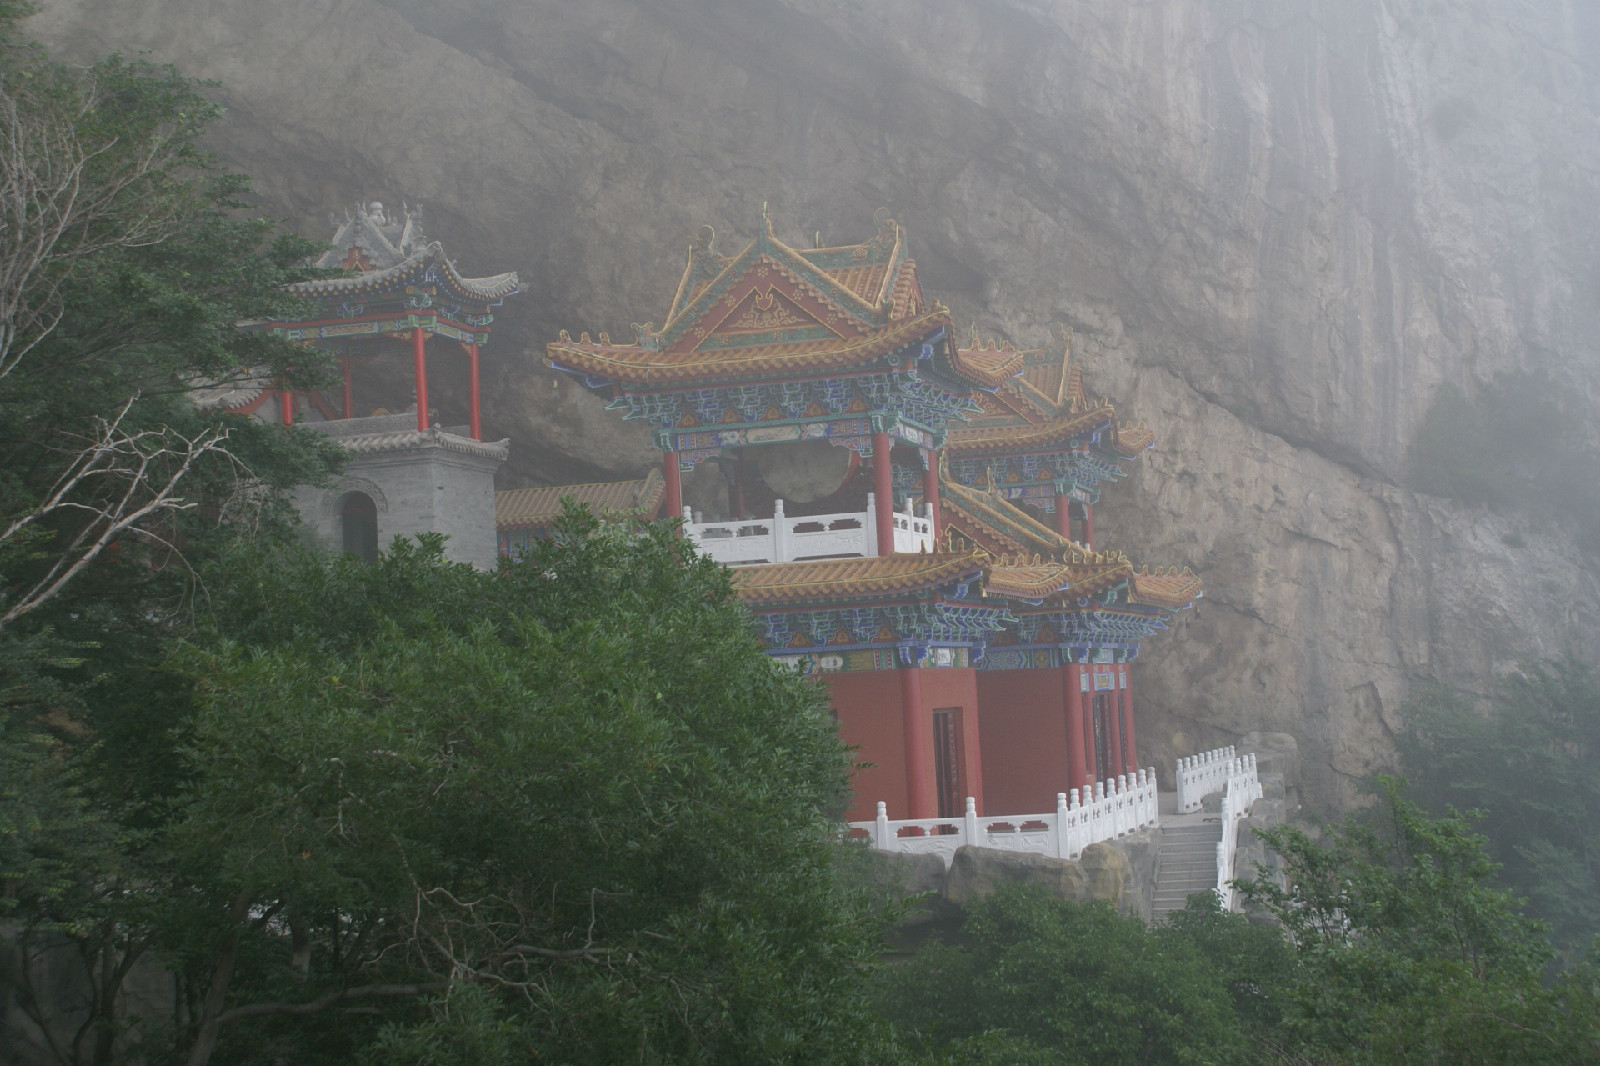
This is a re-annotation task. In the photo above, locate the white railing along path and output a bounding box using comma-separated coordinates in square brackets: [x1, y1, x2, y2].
[848, 770, 1159, 868]
[1215, 753, 1263, 910]
[1175, 745, 1237, 813]
[683, 494, 933, 565]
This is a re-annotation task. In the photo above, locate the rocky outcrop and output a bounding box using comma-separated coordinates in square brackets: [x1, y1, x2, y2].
[850, 831, 1162, 933]
[26, 0, 1600, 812]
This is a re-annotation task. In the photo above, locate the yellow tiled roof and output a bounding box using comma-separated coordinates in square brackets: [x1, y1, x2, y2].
[495, 469, 665, 529]
[730, 552, 987, 605]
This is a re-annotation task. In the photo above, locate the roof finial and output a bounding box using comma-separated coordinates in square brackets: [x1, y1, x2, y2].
[761, 201, 772, 236]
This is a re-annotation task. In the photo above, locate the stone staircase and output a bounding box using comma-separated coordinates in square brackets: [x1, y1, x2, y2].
[1153, 818, 1223, 919]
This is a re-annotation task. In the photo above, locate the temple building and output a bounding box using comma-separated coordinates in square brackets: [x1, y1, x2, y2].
[543, 208, 1200, 823]
[223, 202, 520, 569]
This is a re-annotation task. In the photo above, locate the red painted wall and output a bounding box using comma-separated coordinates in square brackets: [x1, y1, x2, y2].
[822, 671, 905, 822]
[822, 666, 987, 822]
[976, 669, 1071, 815]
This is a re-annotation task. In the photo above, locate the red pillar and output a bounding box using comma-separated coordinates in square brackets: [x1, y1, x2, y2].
[663, 451, 683, 521]
[411, 327, 430, 432]
[1083, 502, 1095, 551]
[923, 450, 941, 539]
[873, 431, 895, 555]
[1121, 666, 1139, 773]
[340, 358, 354, 419]
[279, 389, 294, 425]
[901, 664, 935, 819]
[1055, 493, 1072, 539]
[467, 341, 482, 441]
[1063, 662, 1087, 794]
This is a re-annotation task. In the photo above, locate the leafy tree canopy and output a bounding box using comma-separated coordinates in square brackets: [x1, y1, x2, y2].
[871, 885, 1286, 1065]
[144, 517, 890, 1066]
[1398, 655, 1600, 961]
[1239, 779, 1600, 1065]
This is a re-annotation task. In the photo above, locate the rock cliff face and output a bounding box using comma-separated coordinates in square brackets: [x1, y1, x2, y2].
[28, 0, 1600, 810]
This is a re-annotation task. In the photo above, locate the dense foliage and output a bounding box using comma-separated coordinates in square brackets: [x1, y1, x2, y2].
[873, 888, 1290, 1065]
[116, 518, 874, 1066]
[1397, 656, 1600, 961]
[1239, 780, 1600, 1065]
[874, 785, 1600, 1066]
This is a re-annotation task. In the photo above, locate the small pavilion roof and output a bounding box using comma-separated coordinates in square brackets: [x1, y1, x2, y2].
[944, 400, 1119, 456]
[285, 241, 519, 307]
[937, 478, 1203, 609]
[939, 475, 1086, 557]
[941, 327, 1153, 460]
[495, 470, 666, 530]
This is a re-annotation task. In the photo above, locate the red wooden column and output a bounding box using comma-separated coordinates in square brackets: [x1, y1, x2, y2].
[411, 327, 430, 432]
[340, 358, 354, 419]
[1120, 665, 1139, 773]
[467, 341, 482, 440]
[1083, 502, 1095, 551]
[922, 449, 941, 538]
[1055, 491, 1072, 539]
[663, 451, 683, 521]
[900, 663, 935, 818]
[279, 389, 295, 425]
[873, 430, 895, 555]
[1062, 661, 1088, 794]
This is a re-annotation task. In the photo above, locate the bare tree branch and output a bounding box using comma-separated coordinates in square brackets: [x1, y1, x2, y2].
[0, 66, 195, 383]
[0, 392, 239, 629]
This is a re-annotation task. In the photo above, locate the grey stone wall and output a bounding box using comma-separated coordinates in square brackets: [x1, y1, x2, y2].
[292, 418, 506, 570]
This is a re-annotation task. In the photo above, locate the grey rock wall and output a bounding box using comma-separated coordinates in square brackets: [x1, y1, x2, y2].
[27, 0, 1600, 812]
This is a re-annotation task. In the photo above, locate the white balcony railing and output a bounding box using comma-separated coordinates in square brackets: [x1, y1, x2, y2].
[1215, 753, 1263, 910]
[1175, 745, 1238, 813]
[683, 494, 934, 566]
[847, 770, 1159, 868]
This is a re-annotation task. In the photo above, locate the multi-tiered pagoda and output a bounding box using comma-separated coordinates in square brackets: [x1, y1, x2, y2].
[542, 209, 1198, 822]
[236, 202, 520, 569]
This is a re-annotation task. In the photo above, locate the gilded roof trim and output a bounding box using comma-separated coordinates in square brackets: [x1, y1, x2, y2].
[547, 309, 954, 385]
[730, 551, 987, 605]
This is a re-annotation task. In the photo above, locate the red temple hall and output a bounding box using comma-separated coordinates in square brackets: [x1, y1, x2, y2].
[543, 208, 1200, 824]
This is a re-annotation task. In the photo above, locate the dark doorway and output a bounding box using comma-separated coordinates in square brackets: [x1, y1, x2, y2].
[339, 491, 378, 562]
[1092, 693, 1114, 782]
[932, 708, 964, 819]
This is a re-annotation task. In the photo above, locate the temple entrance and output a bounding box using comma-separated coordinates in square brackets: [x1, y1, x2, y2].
[339, 491, 379, 562]
[1092, 693, 1114, 782]
[932, 708, 964, 818]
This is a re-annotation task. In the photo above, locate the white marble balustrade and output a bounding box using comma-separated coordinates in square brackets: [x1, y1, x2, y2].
[848, 770, 1159, 869]
[1215, 753, 1263, 910]
[1175, 745, 1238, 813]
[683, 494, 934, 565]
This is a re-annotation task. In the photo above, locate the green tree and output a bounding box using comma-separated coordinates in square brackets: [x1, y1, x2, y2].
[871, 884, 1268, 1065]
[1398, 655, 1600, 961]
[145, 516, 890, 1066]
[1239, 779, 1600, 1065]
[0, 6, 343, 630]
[0, 10, 344, 1061]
